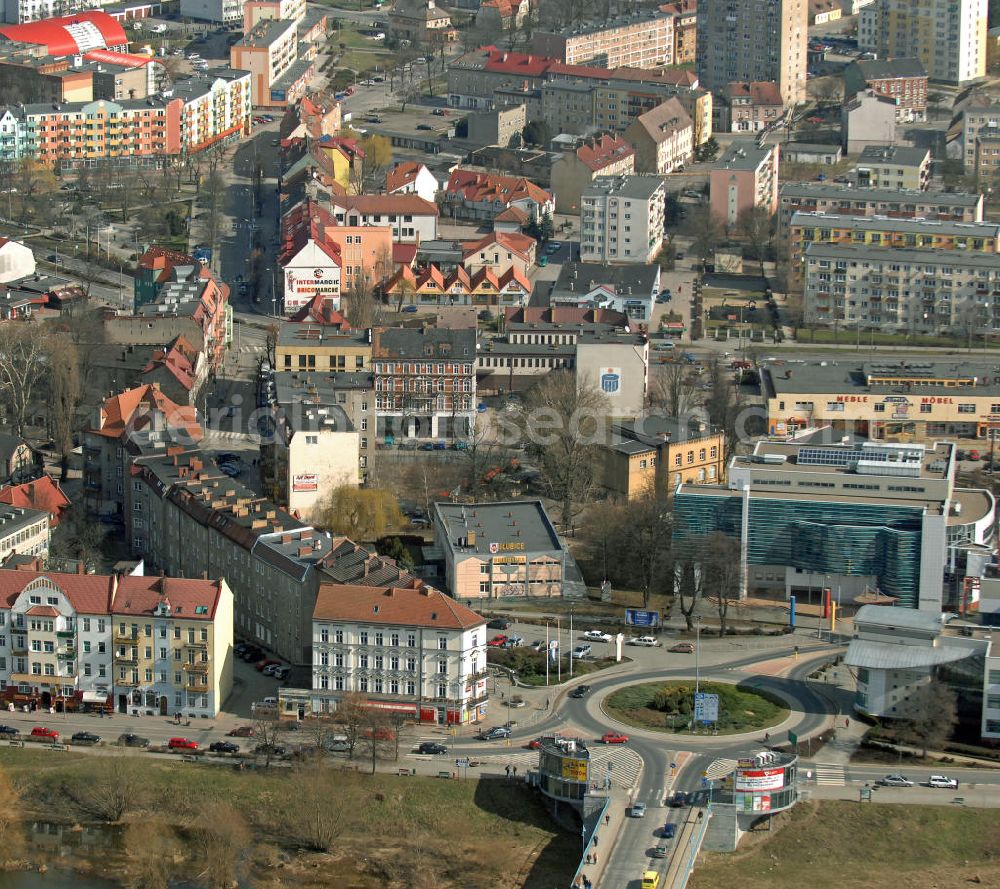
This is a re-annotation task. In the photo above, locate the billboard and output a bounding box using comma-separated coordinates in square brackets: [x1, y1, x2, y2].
[734, 767, 785, 792]
[285, 267, 340, 300]
[694, 692, 719, 724]
[625, 609, 660, 628]
[292, 473, 319, 492]
[561, 757, 589, 782]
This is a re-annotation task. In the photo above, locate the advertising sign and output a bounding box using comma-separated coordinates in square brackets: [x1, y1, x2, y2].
[285, 267, 340, 299]
[561, 757, 589, 782]
[292, 473, 319, 492]
[600, 367, 622, 396]
[734, 767, 785, 792]
[625, 609, 660, 628]
[694, 692, 719, 724]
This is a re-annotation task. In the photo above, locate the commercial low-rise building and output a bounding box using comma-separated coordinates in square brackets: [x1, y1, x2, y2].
[544, 261, 659, 323]
[580, 175, 665, 265]
[433, 500, 579, 599]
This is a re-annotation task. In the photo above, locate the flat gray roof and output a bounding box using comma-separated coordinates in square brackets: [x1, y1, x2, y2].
[857, 145, 929, 167]
[803, 241, 1000, 269]
[779, 182, 982, 208]
[433, 500, 564, 556]
[790, 211, 1000, 237]
[717, 139, 773, 171]
[583, 174, 664, 201]
[782, 142, 842, 154]
[746, 439, 953, 480]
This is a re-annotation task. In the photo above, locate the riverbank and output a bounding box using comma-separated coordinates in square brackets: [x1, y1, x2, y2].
[0, 749, 575, 888]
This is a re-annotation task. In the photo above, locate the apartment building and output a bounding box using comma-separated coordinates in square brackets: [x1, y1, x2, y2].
[310, 583, 487, 725]
[580, 175, 665, 265]
[371, 327, 476, 441]
[442, 169, 554, 222]
[433, 500, 575, 599]
[852, 145, 931, 191]
[674, 439, 993, 611]
[171, 68, 252, 154]
[962, 97, 1000, 174]
[776, 183, 984, 239]
[2, 0, 58, 24]
[623, 96, 693, 175]
[83, 384, 202, 519]
[788, 212, 1000, 288]
[137, 335, 208, 409]
[385, 161, 438, 203]
[462, 231, 537, 277]
[696, 0, 807, 105]
[388, 0, 454, 45]
[230, 18, 300, 107]
[863, 0, 986, 84]
[660, 0, 697, 65]
[591, 82, 712, 148]
[328, 194, 439, 244]
[843, 58, 928, 123]
[718, 81, 784, 133]
[760, 358, 1000, 444]
[841, 89, 897, 154]
[531, 13, 674, 69]
[0, 568, 232, 718]
[244, 0, 307, 30]
[276, 324, 370, 373]
[0, 506, 48, 562]
[180, 0, 244, 24]
[551, 135, 635, 215]
[709, 139, 779, 226]
[383, 263, 532, 310]
[801, 242, 1000, 333]
[603, 416, 723, 500]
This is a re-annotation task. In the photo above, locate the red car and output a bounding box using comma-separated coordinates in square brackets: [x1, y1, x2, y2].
[487, 635, 508, 647]
[227, 725, 255, 738]
[30, 726, 58, 740]
[167, 737, 198, 751]
[669, 642, 696, 654]
[601, 732, 629, 745]
[525, 738, 542, 750]
[256, 658, 280, 672]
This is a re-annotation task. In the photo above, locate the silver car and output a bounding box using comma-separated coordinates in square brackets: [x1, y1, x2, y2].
[630, 802, 646, 818]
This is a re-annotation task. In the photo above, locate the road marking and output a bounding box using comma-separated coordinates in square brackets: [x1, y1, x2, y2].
[704, 758, 738, 780]
[814, 763, 846, 786]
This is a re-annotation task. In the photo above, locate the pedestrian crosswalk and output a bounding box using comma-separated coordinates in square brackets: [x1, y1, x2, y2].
[704, 758, 738, 780]
[813, 763, 846, 786]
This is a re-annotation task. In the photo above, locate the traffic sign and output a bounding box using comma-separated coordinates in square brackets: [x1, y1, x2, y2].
[787, 731, 798, 747]
[694, 692, 719, 724]
[455, 758, 469, 767]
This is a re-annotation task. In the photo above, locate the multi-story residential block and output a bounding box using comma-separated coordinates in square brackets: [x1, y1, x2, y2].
[961, 97, 1000, 174]
[466, 102, 526, 148]
[0, 567, 232, 718]
[313, 134, 364, 191]
[442, 169, 554, 222]
[674, 439, 995, 612]
[551, 135, 635, 215]
[852, 145, 931, 191]
[385, 161, 438, 203]
[0, 505, 48, 562]
[776, 183, 984, 239]
[717, 81, 784, 133]
[282, 92, 341, 141]
[371, 327, 476, 440]
[2, 0, 58, 24]
[433, 500, 581, 599]
[659, 0, 697, 65]
[531, 13, 674, 69]
[591, 81, 712, 148]
[230, 17, 307, 108]
[841, 89, 897, 154]
[328, 194, 439, 244]
[83, 384, 202, 519]
[843, 58, 927, 123]
[801, 242, 1000, 333]
[709, 139, 779, 226]
[579, 175, 665, 265]
[266, 370, 373, 493]
[787, 212, 1000, 288]
[137, 335, 208, 409]
[180, 0, 244, 24]
[110, 575, 233, 718]
[603, 416, 723, 500]
[696, 0, 807, 105]
[623, 97, 693, 175]
[310, 583, 487, 725]
[864, 0, 987, 84]
[171, 68, 252, 154]
[244, 0, 307, 30]
[759, 358, 1000, 443]
[388, 0, 454, 44]
[461, 231, 537, 277]
[276, 323, 370, 373]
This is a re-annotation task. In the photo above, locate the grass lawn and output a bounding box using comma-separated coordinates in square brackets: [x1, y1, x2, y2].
[605, 681, 789, 735]
[0, 749, 577, 889]
[487, 647, 620, 686]
[794, 327, 997, 350]
[689, 800, 1000, 889]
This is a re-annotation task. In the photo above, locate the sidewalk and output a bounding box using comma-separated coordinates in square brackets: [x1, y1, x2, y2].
[816, 716, 868, 765]
[573, 789, 631, 889]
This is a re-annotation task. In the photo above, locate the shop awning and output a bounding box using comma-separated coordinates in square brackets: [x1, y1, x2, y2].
[82, 691, 107, 703]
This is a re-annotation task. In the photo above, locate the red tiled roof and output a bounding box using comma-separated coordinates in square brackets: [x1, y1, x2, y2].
[90, 384, 202, 442]
[494, 206, 529, 223]
[330, 193, 439, 216]
[462, 230, 536, 260]
[393, 243, 419, 265]
[313, 583, 484, 629]
[726, 80, 784, 106]
[576, 134, 635, 172]
[385, 161, 428, 193]
[289, 296, 353, 326]
[26, 605, 59, 617]
[113, 575, 224, 621]
[140, 335, 199, 393]
[0, 476, 70, 526]
[0, 570, 114, 614]
[446, 169, 552, 207]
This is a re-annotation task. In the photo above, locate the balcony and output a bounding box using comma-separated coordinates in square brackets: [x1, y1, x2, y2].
[183, 639, 208, 650]
[182, 661, 209, 672]
[186, 680, 209, 692]
[114, 632, 139, 644]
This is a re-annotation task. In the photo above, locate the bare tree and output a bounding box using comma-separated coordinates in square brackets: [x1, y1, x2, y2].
[515, 370, 609, 529]
[703, 533, 741, 637]
[701, 356, 753, 466]
[124, 820, 176, 889]
[628, 493, 673, 607]
[287, 763, 352, 851]
[897, 680, 958, 758]
[195, 801, 251, 889]
[672, 539, 704, 632]
[46, 331, 81, 477]
[344, 276, 384, 329]
[737, 207, 776, 275]
[359, 705, 396, 774]
[690, 212, 722, 262]
[0, 323, 53, 436]
[66, 753, 144, 822]
[333, 691, 369, 759]
[648, 361, 695, 417]
[251, 706, 283, 767]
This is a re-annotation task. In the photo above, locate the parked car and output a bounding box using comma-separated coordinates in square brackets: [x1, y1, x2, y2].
[502, 634, 524, 648]
[416, 123, 433, 131]
[630, 802, 646, 817]
[167, 737, 198, 751]
[570, 685, 591, 699]
[571, 644, 592, 659]
[262, 663, 282, 676]
[479, 726, 510, 740]
[876, 774, 913, 787]
[254, 743, 287, 756]
[669, 642, 695, 654]
[71, 732, 100, 744]
[273, 665, 290, 680]
[487, 634, 508, 647]
[927, 775, 959, 789]
[583, 630, 613, 643]
[487, 618, 511, 630]
[210, 741, 240, 754]
[402, 305, 418, 313]
[117, 733, 149, 747]
[628, 636, 660, 647]
[0, 725, 19, 736]
[601, 731, 629, 744]
[227, 725, 255, 738]
[418, 742, 448, 755]
[525, 738, 543, 749]
[642, 871, 660, 889]
[256, 658, 281, 672]
[662, 822, 676, 839]
[30, 726, 59, 740]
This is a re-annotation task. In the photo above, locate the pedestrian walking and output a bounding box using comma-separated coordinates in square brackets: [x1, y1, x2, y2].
[512, 766, 517, 777]
[604, 813, 610, 826]
[592, 835, 598, 848]
[845, 717, 850, 729]
[592, 852, 598, 865]
[586, 853, 592, 865]
[505, 764, 511, 778]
